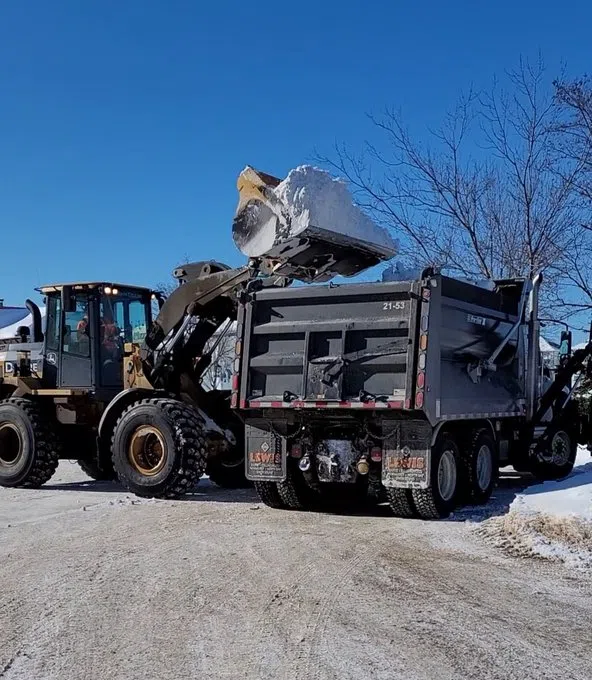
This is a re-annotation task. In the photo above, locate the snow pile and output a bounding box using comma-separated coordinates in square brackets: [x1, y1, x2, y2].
[275, 166, 397, 254]
[479, 447, 592, 569]
[477, 511, 592, 570]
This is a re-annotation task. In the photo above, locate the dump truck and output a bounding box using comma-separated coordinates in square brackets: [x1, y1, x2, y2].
[230, 168, 592, 519]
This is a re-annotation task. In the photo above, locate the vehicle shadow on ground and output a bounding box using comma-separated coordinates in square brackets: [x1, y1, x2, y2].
[43, 478, 260, 504]
[321, 467, 588, 523]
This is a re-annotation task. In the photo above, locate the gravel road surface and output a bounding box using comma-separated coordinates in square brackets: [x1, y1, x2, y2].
[1, 463, 591, 680]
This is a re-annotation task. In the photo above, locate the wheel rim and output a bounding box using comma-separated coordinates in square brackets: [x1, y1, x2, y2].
[0, 423, 22, 466]
[550, 431, 571, 467]
[128, 426, 167, 476]
[437, 449, 457, 502]
[476, 444, 493, 491]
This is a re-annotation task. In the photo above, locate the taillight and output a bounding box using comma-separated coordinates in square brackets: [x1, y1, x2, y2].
[290, 444, 303, 458]
[370, 446, 382, 462]
[415, 391, 424, 408]
[416, 371, 425, 389]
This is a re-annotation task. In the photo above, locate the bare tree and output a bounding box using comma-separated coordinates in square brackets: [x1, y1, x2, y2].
[321, 58, 582, 298]
[553, 77, 592, 318]
[200, 323, 236, 391]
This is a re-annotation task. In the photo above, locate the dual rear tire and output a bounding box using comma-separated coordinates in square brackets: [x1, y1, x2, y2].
[387, 430, 498, 520]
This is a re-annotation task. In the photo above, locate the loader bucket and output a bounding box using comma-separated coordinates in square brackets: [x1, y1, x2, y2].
[233, 166, 396, 283]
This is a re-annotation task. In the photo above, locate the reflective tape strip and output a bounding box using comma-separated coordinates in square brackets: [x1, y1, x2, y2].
[247, 400, 405, 409]
[439, 411, 521, 420]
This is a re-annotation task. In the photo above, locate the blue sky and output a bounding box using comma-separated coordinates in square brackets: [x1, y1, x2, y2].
[0, 0, 590, 307]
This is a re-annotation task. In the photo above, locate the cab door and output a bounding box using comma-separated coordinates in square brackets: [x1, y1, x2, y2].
[59, 292, 93, 388]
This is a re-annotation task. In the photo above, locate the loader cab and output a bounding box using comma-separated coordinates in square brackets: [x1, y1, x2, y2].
[40, 282, 154, 396]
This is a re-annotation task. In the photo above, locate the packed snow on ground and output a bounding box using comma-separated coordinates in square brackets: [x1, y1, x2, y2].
[275, 165, 397, 255]
[478, 447, 592, 570]
[511, 447, 592, 521]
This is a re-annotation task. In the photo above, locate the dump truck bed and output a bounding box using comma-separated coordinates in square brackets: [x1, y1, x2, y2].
[236, 273, 528, 424]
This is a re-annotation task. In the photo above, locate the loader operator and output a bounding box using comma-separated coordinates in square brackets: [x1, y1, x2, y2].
[100, 316, 120, 358]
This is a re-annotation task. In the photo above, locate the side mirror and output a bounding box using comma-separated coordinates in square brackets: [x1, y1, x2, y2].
[61, 286, 76, 313]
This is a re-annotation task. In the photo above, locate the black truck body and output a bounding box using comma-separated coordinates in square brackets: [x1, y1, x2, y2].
[233, 270, 592, 518]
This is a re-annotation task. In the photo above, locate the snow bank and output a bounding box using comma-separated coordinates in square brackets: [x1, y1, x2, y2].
[510, 447, 592, 521]
[275, 166, 396, 254]
[478, 447, 592, 569]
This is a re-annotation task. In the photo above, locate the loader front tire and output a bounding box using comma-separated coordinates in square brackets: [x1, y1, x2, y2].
[0, 398, 60, 488]
[111, 398, 207, 499]
[411, 436, 460, 520]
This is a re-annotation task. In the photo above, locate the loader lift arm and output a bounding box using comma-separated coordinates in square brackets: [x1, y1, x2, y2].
[140, 262, 255, 392]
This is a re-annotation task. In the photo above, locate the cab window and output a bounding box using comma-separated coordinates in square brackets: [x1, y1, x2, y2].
[63, 295, 90, 357]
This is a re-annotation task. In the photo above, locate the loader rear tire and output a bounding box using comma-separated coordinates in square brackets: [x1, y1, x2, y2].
[386, 488, 417, 518]
[78, 458, 115, 482]
[207, 458, 250, 489]
[206, 414, 251, 489]
[254, 481, 286, 509]
[0, 398, 60, 488]
[111, 398, 207, 499]
[411, 436, 460, 520]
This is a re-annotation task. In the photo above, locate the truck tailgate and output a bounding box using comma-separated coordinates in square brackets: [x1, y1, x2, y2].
[237, 281, 420, 408]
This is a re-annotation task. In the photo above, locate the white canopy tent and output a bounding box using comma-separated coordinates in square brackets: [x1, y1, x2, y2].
[0, 306, 46, 341]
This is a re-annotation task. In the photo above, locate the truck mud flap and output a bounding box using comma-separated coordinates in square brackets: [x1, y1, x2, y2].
[245, 424, 287, 482]
[381, 421, 432, 490]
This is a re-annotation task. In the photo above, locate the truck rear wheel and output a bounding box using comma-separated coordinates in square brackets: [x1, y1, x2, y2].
[386, 488, 417, 518]
[111, 398, 207, 499]
[277, 460, 322, 510]
[460, 429, 497, 505]
[254, 481, 286, 509]
[411, 436, 460, 519]
[0, 398, 61, 488]
[530, 427, 577, 481]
